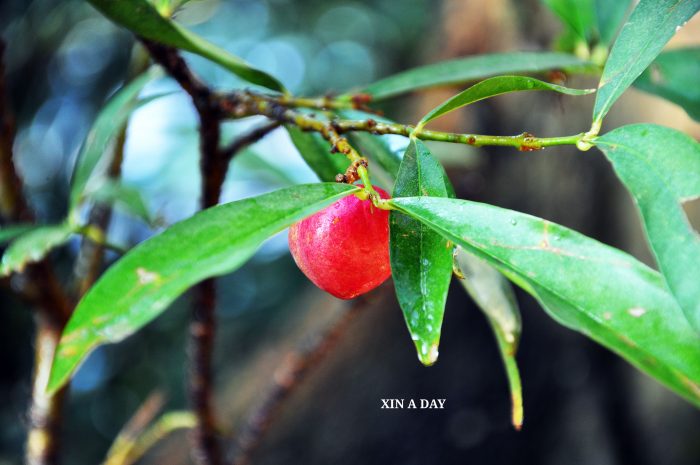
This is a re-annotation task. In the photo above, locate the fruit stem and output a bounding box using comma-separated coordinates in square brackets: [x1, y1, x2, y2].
[356, 164, 393, 210]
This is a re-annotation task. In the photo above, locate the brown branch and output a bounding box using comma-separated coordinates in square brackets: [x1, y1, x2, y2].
[220, 121, 281, 162]
[230, 295, 374, 465]
[0, 40, 31, 222]
[1, 39, 75, 465]
[141, 38, 225, 465]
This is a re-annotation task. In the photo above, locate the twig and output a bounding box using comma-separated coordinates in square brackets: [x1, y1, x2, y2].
[220, 121, 281, 162]
[230, 295, 376, 465]
[25, 317, 68, 465]
[141, 38, 225, 465]
[219, 91, 585, 151]
[1, 39, 74, 465]
[0, 40, 30, 222]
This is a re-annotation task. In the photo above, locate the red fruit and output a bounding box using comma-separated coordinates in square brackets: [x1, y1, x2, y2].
[288, 186, 391, 299]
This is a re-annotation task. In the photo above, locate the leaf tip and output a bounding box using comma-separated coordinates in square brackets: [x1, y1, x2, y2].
[416, 341, 440, 366]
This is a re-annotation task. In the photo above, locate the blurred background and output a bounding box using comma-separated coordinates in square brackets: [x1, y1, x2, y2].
[1, 0, 700, 464]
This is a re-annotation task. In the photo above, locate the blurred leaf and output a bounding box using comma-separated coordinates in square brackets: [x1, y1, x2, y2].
[595, 0, 632, 45]
[417, 76, 594, 129]
[0, 223, 75, 276]
[0, 224, 35, 245]
[47, 183, 358, 394]
[542, 0, 596, 41]
[390, 196, 700, 407]
[286, 126, 349, 182]
[70, 68, 163, 211]
[455, 249, 523, 429]
[357, 52, 595, 100]
[233, 149, 298, 186]
[596, 124, 700, 333]
[86, 180, 155, 226]
[592, 0, 700, 126]
[633, 47, 700, 121]
[390, 139, 453, 366]
[87, 0, 285, 92]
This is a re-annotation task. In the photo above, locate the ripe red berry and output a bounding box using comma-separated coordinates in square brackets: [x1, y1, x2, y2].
[288, 186, 391, 299]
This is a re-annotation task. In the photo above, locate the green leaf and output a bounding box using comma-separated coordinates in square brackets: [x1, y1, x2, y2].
[0, 224, 35, 245]
[633, 47, 700, 121]
[390, 196, 700, 407]
[47, 183, 358, 394]
[455, 249, 523, 429]
[286, 126, 349, 182]
[85, 180, 155, 226]
[595, 0, 632, 45]
[87, 0, 285, 92]
[416, 75, 594, 129]
[595, 124, 700, 333]
[357, 52, 595, 100]
[1, 223, 75, 276]
[390, 139, 453, 366]
[592, 0, 700, 126]
[70, 68, 163, 211]
[542, 0, 596, 41]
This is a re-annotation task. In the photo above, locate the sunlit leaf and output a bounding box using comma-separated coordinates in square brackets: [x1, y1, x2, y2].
[592, 0, 700, 125]
[69, 68, 163, 211]
[633, 47, 700, 121]
[390, 139, 453, 365]
[390, 196, 700, 407]
[0, 223, 75, 276]
[87, 0, 285, 92]
[47, 183, 358, 394]
[286, 126, 349, 182]
[357, 52, 595, 100]
[417, 75, 594, 129]
[596, 124, 700, 333]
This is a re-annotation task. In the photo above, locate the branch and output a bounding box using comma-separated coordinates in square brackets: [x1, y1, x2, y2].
[219, 90, 585, 151]
[1, 38, 75, 465]
[141, 38, 225, 465]
[230, 294, 379, 465]
[220, 121, 281, 162]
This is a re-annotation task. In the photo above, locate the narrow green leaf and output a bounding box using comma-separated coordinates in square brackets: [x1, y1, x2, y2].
[86, 180, 155, 226]
[542, 0, 596, 41]
[390, 139, 453, 366]
[47, 183, 358, 394]
[357, 52, 595, 100]
[455, 249, 523, 429]
[595, 124, 700, 333]
[595, 0, 632, 45]
[286, 126, 349, 182]
[87, 0, 285, 92]
[0, 224, 35, 245]
[70, 68, 162, 210]
[633, 47, 700, 121]
[1, 223, 75, 276]
[592, 0, 700, 125]
[417, 76, 594, 129]
[390, 196, 700, 407]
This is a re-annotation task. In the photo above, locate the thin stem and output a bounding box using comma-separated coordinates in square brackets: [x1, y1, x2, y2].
[219, 91, 586, 151]
[220, 121, 281, 162]
[230, 296, 375, 465]
[25, 317, 68, 465]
